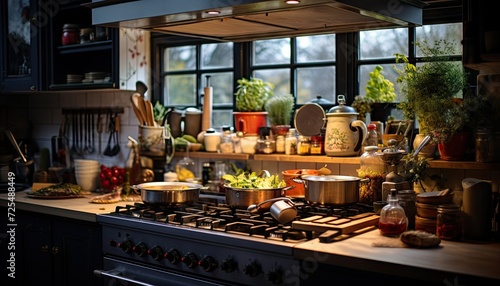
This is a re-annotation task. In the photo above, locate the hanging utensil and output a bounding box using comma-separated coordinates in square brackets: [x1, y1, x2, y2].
[4, 129, 28, 163]
[103, 112, 114, 156]
[71, 112, 78, 157]
[97, 111, 103, 155]
[112, 114, 121, 155]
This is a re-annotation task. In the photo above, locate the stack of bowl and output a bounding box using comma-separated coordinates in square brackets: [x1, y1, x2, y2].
[74, 159, 100, 192]
[415, 190, 454, 234]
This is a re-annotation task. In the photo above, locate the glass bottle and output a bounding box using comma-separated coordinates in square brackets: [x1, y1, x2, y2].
[285, 128, 297, 155]
[175, 145, 197, 182]
[366, 123, 378, 147]
[378, 189, 408, 236]
[436, 204, 462, 241]
[357, 146, 385, 204]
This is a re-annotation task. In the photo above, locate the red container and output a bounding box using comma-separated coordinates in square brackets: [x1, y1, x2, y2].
[62, 24, 80, 45]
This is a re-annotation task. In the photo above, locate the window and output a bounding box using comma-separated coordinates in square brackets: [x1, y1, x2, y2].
[161, 42, 234, 129]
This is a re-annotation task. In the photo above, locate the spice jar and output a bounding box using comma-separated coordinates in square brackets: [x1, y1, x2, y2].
[310, 135, 324, 155]
[436, 204, 462, 241]
[62, 24, 80, 45]
[219, 130, 234, 153]
[297, 135, 311, 155]
[275, 135, 285, 153]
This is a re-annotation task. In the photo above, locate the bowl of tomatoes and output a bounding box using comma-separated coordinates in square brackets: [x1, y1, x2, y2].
[99, 165, 125, 192]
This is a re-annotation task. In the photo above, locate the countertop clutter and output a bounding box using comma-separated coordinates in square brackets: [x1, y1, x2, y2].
[1, 190, 499, 285]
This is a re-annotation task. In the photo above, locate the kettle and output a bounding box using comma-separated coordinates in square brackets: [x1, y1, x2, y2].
[324, 95, 367, 156]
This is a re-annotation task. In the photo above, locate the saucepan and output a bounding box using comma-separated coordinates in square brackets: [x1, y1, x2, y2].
[225, 185, 294, 209]
[247, 197, 297, 224]
[132, 182, 203, 206]
[296, 175, 368, 205]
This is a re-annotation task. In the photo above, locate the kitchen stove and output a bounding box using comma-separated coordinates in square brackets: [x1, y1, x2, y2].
[95, 198, 378, 285]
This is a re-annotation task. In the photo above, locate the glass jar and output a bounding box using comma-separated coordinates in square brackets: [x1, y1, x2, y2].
[62, 24, 80, 45]
[310, 135, 324, 155]
[285, 129, 297, 155]
[378, 189, 408, 236]
[366, 123, 378, 147]
[357, 146, 385, 204]
[398, 190, 416, 230]
[297, 135, 311, 155]
[219, 130, 234, 153]
[436, 204, 462, 241]
[275, 135, 285, 153]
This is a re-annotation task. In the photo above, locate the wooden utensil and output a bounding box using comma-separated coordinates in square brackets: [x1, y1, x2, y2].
[144, 100, 155, 126]
[131, 93, 146, 125]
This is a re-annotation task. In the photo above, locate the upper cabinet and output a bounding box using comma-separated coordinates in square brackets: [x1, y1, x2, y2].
[48, 0, 118, 90]
[463, 0, 500, 74]
[0, 0, 45, 92]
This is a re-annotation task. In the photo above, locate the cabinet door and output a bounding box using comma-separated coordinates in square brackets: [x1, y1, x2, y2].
[52, 218, 102, 286]
[0, 0, 44, 92]
[14, 212, 52, 286]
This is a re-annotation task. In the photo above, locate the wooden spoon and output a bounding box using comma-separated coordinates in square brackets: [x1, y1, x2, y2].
[131, 93, 146, 125]
[144, 100, 155, 126]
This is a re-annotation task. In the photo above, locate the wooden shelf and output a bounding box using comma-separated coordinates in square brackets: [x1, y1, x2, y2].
[175, 152, 499, 170]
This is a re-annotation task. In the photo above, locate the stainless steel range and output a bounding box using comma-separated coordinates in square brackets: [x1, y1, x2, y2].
[94, 197, 378, 285]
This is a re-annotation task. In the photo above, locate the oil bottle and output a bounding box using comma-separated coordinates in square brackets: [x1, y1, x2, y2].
[378, 189, 408, 236]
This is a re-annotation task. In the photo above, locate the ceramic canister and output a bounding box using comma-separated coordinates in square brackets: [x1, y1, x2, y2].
[324, 95, 367, 156]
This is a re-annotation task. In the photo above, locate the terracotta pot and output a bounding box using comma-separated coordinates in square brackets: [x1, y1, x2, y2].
[438, 132, 471, 161]
[233, 111, 268, 135]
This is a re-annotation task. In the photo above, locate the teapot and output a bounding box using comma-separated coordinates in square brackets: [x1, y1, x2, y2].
[324, 95, 367, 156]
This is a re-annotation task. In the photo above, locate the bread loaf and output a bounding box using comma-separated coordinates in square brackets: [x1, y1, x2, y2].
[400, 230, 441, 248]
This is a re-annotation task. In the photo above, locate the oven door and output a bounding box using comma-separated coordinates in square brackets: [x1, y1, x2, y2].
[95, 257, 225, 286]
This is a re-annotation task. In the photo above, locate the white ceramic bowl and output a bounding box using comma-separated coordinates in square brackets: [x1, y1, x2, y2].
[75, 173, 99, 192]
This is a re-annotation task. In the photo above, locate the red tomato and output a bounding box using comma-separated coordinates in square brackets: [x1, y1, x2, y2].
[119, 168, 125, 176]
[99, 172, 106, 181]
[101, 180, 110, 190]
[105, 169, 113, 179]
[110, 176, 119, 185]
[112, 168, 120, 177]
[118, 175, 125, 184]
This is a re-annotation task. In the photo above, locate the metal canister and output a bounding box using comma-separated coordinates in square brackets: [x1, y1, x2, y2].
[398, 190, 416, 230]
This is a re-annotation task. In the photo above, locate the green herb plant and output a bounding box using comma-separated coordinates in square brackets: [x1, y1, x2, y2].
[394, 40, 478, 143]
[153, 101, 169, 124]
[265, 94, 294, 126]
[365, 65, 397, 102]
[235, 77, 274, 111]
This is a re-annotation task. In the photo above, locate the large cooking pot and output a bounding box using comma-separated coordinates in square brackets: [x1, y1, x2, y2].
[132, 182, 202, 206]
[299, 175, 365, 205]
[324, 95, 367, 156]
[225, 186, 292, 209]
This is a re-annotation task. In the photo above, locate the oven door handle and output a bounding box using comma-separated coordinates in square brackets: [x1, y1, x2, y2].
[94, 269, 157, 286]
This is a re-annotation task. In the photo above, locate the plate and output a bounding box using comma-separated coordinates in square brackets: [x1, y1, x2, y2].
[27, 194, 86, 199]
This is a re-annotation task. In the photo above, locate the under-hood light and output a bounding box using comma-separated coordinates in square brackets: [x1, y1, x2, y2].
[206, 10, 221, 15]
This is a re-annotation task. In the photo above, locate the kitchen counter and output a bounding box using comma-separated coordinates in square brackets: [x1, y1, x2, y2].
[1, 190, 499, 285]
[0, 189, 129, 222]
[294, 227, 500, 285]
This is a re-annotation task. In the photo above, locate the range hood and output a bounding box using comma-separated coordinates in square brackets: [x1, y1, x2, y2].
[88, 0, 427, 42]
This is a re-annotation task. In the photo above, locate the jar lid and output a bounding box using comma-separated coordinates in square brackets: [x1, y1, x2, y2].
[63, 24, 80, 30]
[368, 123, 377, 130]
[327, 95, 357, 114]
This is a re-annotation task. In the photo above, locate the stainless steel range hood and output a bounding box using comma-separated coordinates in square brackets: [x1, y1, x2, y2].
[88, 0, 427, 41]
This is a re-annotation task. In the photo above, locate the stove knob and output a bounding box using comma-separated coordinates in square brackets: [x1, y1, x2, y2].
[220, 258, 238, 273]
[148, 245, 164, 260]
[198, 255, 218, 272]
[164, 248, 181, 264]
[266, 267, 284, 284]
[117, 239, 133, 253]
[181, 252, 198, 268]
[133, 242, 148, 257]
[243, 260, 261, 277]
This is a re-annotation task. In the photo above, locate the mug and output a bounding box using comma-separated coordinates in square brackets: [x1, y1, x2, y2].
[139, 125, 165, 153]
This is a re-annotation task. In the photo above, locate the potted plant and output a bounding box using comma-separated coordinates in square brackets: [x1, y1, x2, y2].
[401, 152, 444, 193]
[394, 40, 479, 160]
[233, 77, 275, 134]
[265, 94, 294, 135]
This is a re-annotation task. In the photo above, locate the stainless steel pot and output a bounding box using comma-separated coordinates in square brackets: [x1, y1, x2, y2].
[299, 175, 365, 205]
[247, 197, 297, 224]
[225, 186, 292, 209]
[132, 182, 202, 206]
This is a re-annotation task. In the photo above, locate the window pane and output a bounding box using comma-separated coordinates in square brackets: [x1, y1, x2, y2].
[212, 110, 233, 130]
[201, 42, 234, 69]
[201, 72, 233, 106]
[360, 28, 408, 59]
[297, 34, 335, 63]
[359, 64, 403, 101]
[164, 74, 196, 105]
[416, 23, 463, 56]
[254, 69, 290, 97]
[254, 39, 291, 65]
[297, 67, 335, 104]
[164, 45, 196, 71]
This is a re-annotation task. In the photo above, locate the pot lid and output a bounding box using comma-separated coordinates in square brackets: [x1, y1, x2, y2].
[307, 95, 334, 106]
[294, 103, 325, 136]
[327, 95, 357, 114]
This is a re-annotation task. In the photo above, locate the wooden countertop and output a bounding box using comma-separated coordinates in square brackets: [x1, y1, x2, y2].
[0, 189, 130, 222]
[294, 228, 500, 284]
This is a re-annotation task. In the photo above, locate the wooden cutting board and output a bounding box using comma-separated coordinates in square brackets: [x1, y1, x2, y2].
[292, 213, 379, 234]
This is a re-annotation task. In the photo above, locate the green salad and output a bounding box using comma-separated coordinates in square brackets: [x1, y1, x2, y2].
[222, 172, 285, 189]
